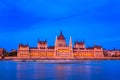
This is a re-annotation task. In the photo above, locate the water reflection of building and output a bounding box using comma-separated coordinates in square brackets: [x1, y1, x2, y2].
[17, 31, 104, 59]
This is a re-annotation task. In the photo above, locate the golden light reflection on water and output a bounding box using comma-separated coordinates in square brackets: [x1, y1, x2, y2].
[0, 61, 120, 80]
[15, 61, 110, 80]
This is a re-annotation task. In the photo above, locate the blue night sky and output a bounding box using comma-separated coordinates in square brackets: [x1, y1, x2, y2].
[0, 0, 120, 51]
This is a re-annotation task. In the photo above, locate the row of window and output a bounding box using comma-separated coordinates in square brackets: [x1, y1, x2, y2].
[56, 53, 72, 57]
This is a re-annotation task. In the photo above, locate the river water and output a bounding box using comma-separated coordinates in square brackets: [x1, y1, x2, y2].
[0, 60, 120, 80]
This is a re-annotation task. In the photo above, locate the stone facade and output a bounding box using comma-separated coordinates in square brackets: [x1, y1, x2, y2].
[104, 50, 120, 57]
[0, 48, 3, 56]
[17, 32, 104, 59]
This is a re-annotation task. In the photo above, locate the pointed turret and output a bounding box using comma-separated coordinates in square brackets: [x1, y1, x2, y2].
[69, 36, 72, 49]
[60, 30, 63, 35]
[55, 36, 58, 47]
[69, 36, 73, 58]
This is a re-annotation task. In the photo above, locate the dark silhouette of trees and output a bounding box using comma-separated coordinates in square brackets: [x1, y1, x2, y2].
[8, 49, 17, 56]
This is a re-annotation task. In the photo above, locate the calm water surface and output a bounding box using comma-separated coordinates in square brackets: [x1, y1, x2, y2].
[0, 60, 120, 80]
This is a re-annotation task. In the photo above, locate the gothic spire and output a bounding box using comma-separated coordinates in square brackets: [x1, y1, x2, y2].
[69, 36, 72, 48]
[55, 36, 58, 47]
[60, 30, 63, 35]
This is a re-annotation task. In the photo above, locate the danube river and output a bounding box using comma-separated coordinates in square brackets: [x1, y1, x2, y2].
[0, 60, 120, 80]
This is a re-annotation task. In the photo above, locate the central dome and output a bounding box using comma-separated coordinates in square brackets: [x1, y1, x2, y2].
[57, 31, 65, 40]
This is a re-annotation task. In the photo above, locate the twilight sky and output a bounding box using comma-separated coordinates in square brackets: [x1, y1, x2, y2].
[0, 0, 120, 51]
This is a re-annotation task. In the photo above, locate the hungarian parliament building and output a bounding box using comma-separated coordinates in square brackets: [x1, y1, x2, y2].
[17, 32, 104, 59]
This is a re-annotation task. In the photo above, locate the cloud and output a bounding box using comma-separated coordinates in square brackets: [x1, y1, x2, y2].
[0, 0, 120, 50]
[0, 0, 120, 31]
[0, 0, 45, 32]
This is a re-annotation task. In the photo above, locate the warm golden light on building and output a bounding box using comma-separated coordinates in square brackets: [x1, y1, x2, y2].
[0, 48, 4, 56]
[17, 31, 104, 59]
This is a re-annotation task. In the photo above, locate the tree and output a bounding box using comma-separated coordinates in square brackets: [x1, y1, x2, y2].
[8, 49, 17, 56]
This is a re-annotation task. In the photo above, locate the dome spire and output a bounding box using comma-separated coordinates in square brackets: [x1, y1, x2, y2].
[57, 30, 65, 40]
[60, 30, 63, 36]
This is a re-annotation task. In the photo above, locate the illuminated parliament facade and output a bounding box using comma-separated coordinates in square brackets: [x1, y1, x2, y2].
[17, 32, 104, 59]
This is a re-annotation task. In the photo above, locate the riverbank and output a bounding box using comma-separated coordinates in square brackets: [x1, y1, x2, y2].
[0, 57, 120, 63]
[1, 57, 120, 61]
